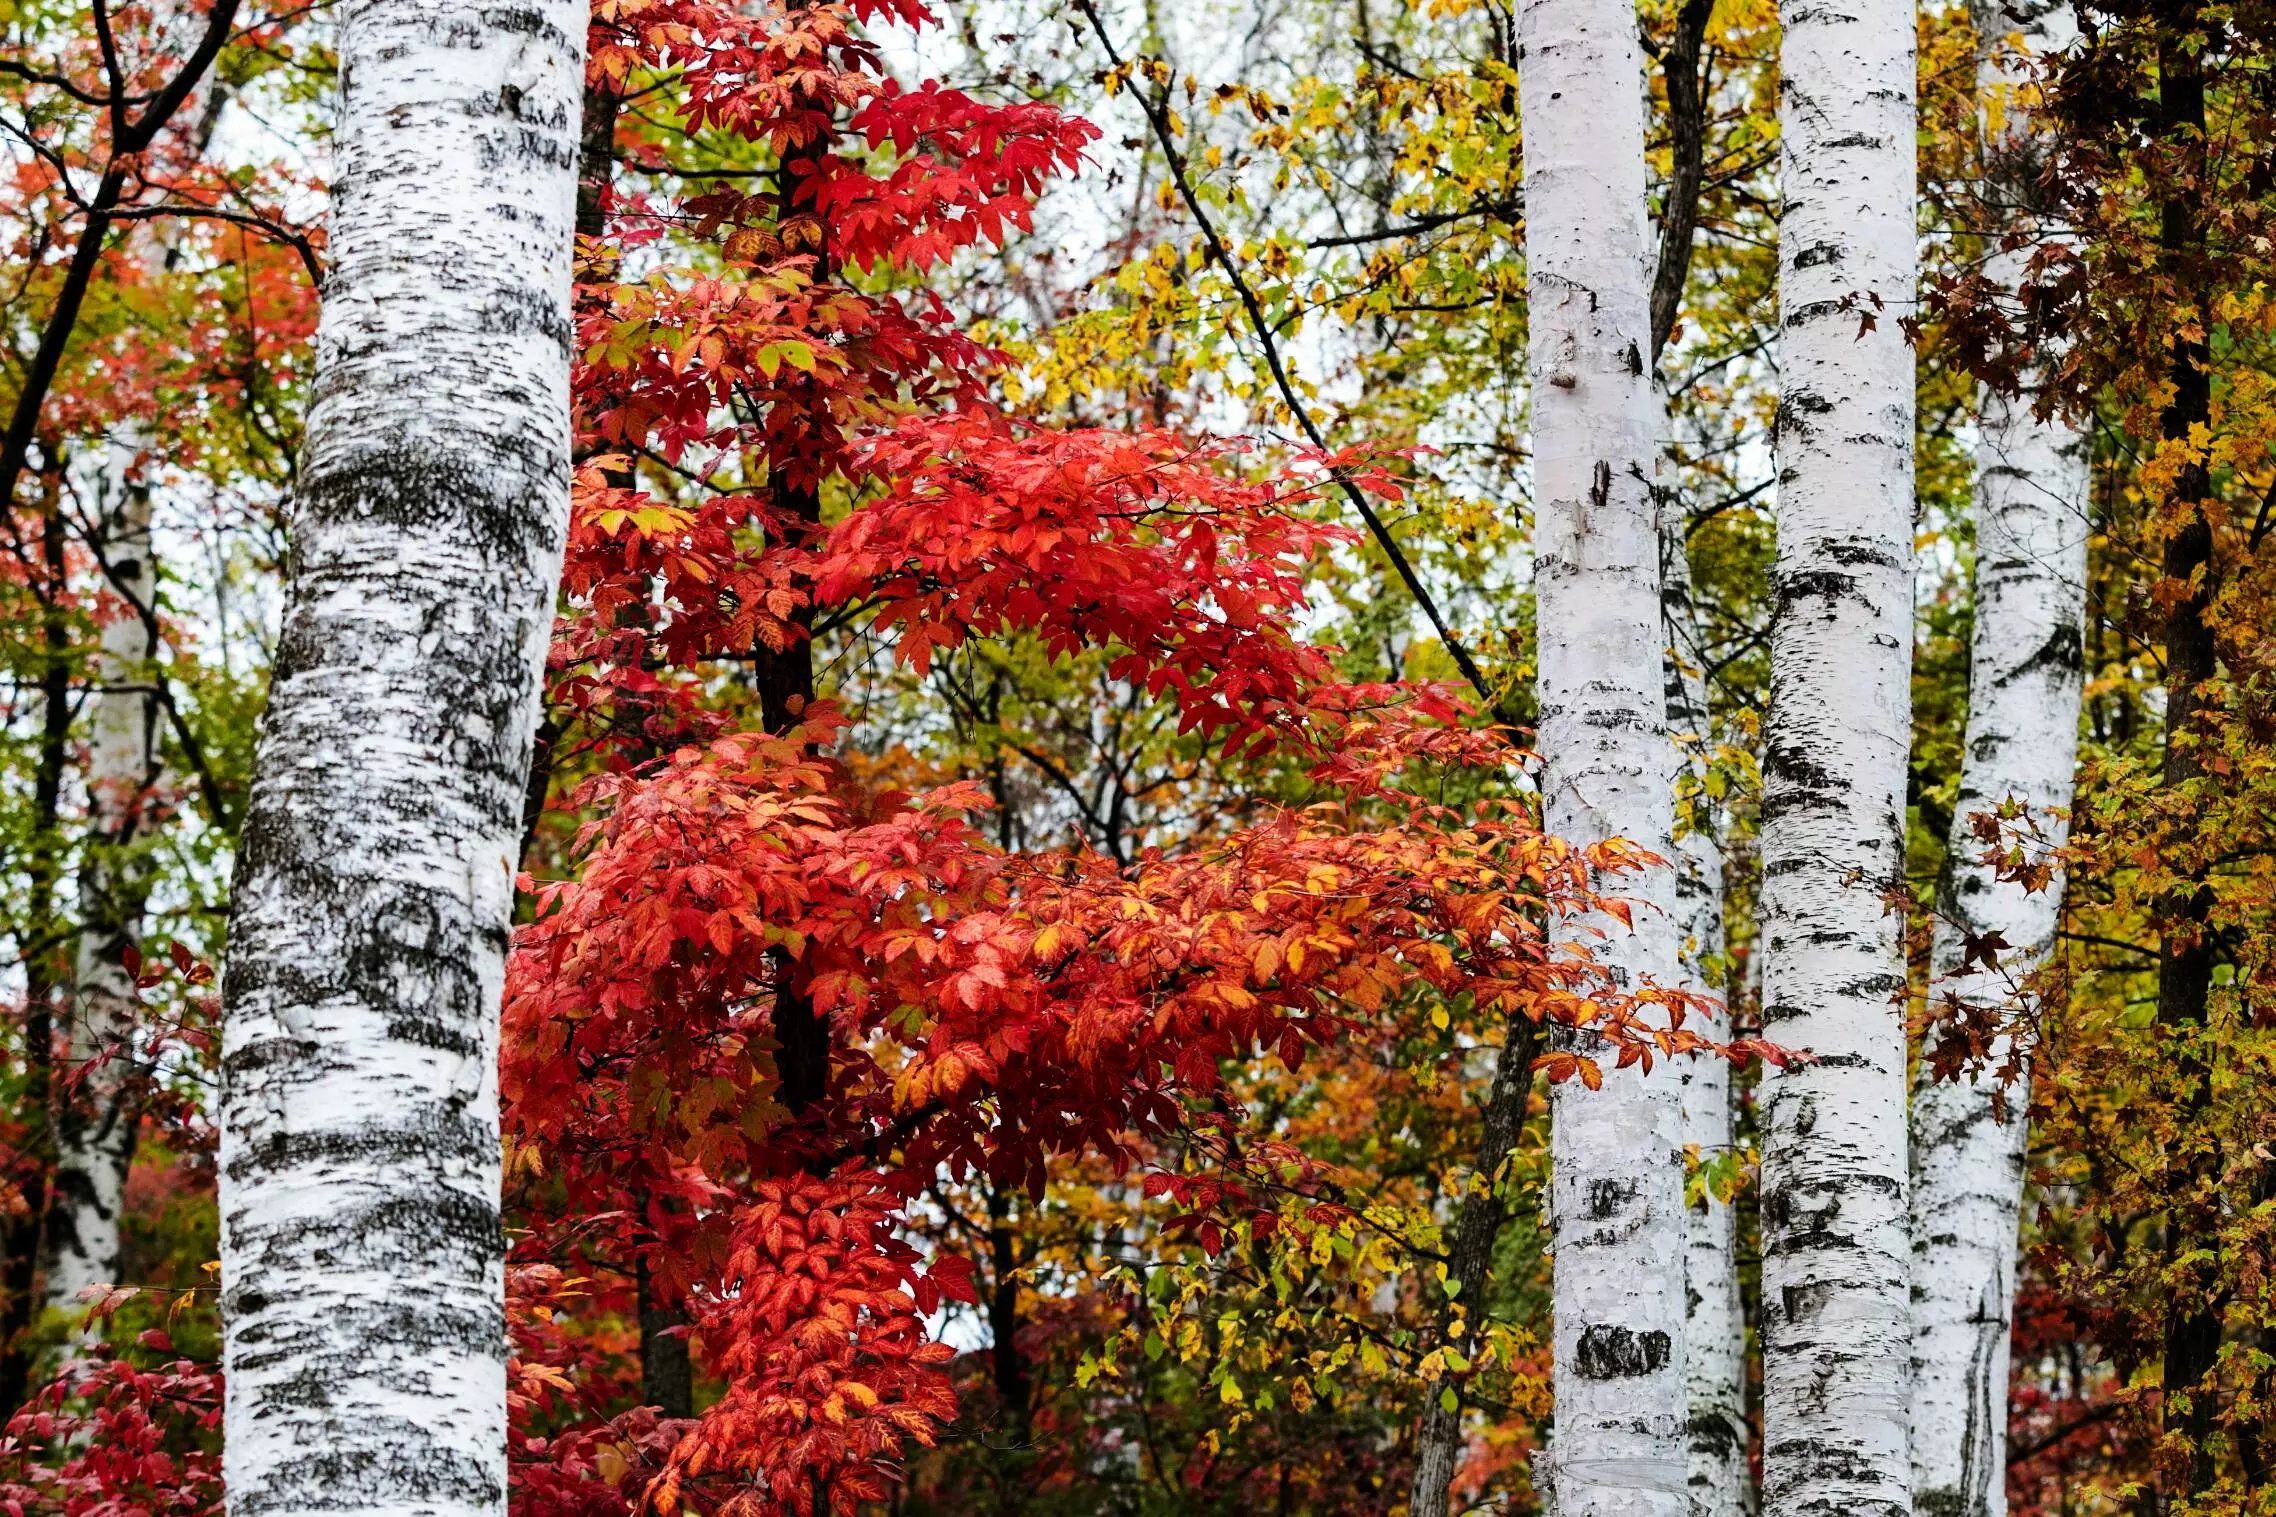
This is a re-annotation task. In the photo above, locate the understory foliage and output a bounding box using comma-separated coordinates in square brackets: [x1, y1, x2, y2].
[0, 0, 2272, 1515]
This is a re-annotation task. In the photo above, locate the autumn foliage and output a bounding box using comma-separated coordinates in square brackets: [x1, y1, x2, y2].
[469, 3, 1757, 1513]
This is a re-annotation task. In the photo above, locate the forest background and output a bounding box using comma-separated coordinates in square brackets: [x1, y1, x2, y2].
[0, 0, 2271, 1515]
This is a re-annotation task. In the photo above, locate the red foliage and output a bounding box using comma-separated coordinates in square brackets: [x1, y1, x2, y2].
[0, 1300, 220, 1517]
[496, 3, 1743, 1513]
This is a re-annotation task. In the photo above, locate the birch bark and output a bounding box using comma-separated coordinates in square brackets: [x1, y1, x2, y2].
[1663, 488, 1748, 1517]
[1908, 7, 2088, 1513]
[1519, 0, 1690, 1511]
[45, 80, 222, 1303]
[44, 443, 162, 1309]
[1646, 5, 1748, 1508]
[1757, 0, 1918, 1510]
[218, 4, 583, 1514]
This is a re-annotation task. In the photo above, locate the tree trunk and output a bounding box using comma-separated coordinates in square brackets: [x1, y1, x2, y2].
[45, 76, 229, 1320]
[44, 440, 165, 1310]
[217, 4, 584, 1514]
[2144, 11, 2220, 1506]
[1664, 478, 1749, 1517]
[1909, 7, 2089, 1513]
[987, 1183, 1033, 1447]
[0, 460, 74, 1413]
[1405, 1011, 1546, 1517]
[1757, 0, 1917, 1508]
[1518, 0, 1691, 1512]
[635, 1245, 694, 1419]
[1647, 6, 1750, 1513]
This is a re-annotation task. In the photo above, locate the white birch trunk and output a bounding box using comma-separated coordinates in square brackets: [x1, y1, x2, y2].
[1521, 0, 1690, 1510]
[1757, 0, 1918, 1509]
[1909, 7, 2088, 1513]
[45, 440, 162, 1309]
[48, 78, 226, 1314]
[1661, 467, 1748, 1517]
[218, 4, 582, 1514]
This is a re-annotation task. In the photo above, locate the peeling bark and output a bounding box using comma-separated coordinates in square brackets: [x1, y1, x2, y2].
[1908, 6, 2089, 1514]
[1757, 0, 1918, 1508]
[217, 4, 584, 1514]
[1519, 0, 1691, 1510]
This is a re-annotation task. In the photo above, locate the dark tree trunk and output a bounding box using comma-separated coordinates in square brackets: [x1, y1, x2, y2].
[987, 1183, 1033, 1445]
[1406, 1011, 1544, 1517]
[2148, 14, 2223, 1506]
[635, 1246, 693, 1419]
[0, 462, 75, 1413]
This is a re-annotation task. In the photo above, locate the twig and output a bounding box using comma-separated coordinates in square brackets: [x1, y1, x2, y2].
[0, 0, 246, 513]
[1073, 0, 1507, 721]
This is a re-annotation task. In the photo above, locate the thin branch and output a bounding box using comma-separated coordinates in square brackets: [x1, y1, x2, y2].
[0, 0, 246, 513]
[1307, 198, 1521, 249]
[104, 202, 324, 288]
[1074, 1, 1505, 719]
[2007, 1401, 2119, 1465]
[91, 0, 132, 143]
[0, 58, 145, 110]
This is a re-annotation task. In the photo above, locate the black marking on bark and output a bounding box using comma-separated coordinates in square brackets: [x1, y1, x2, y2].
[1765, 1189, 1858, 1253]
[1574, 1323, 1672, 1379]
[1585, 1176, 1637, 1219]
[1776, 567, 1861, 605]
[1763, 1438, 1899, 1487]
[1793, 242, 1843, 269]
[482, 3, 568, 40]
[218, 1110, 497, 1182]
[1774, 388, 1835, 444]
[1825, 538, 1901, 569]
[1917, 1487, 1968, 1517]
[1996, 618, 2083, 685]
[1783, 298, 1858, 329]
[1689, 1408, 1747, 1455]
[301, 432, 561, 553]
[232, 1441, 503, 1516]
[1775, 1280, 1831, 1326]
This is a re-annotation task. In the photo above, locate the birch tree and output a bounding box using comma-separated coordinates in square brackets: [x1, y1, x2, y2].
[1518, 0, 1690, 1510]
[1646, 3, 1751, 1511]
[1756, 0, 1918, 1508]
[44, 76, 225, 1306]
[217, 2, 583, 1512]
[1908, 4, 2089, 1511]
[43, 440, 162, 1308]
